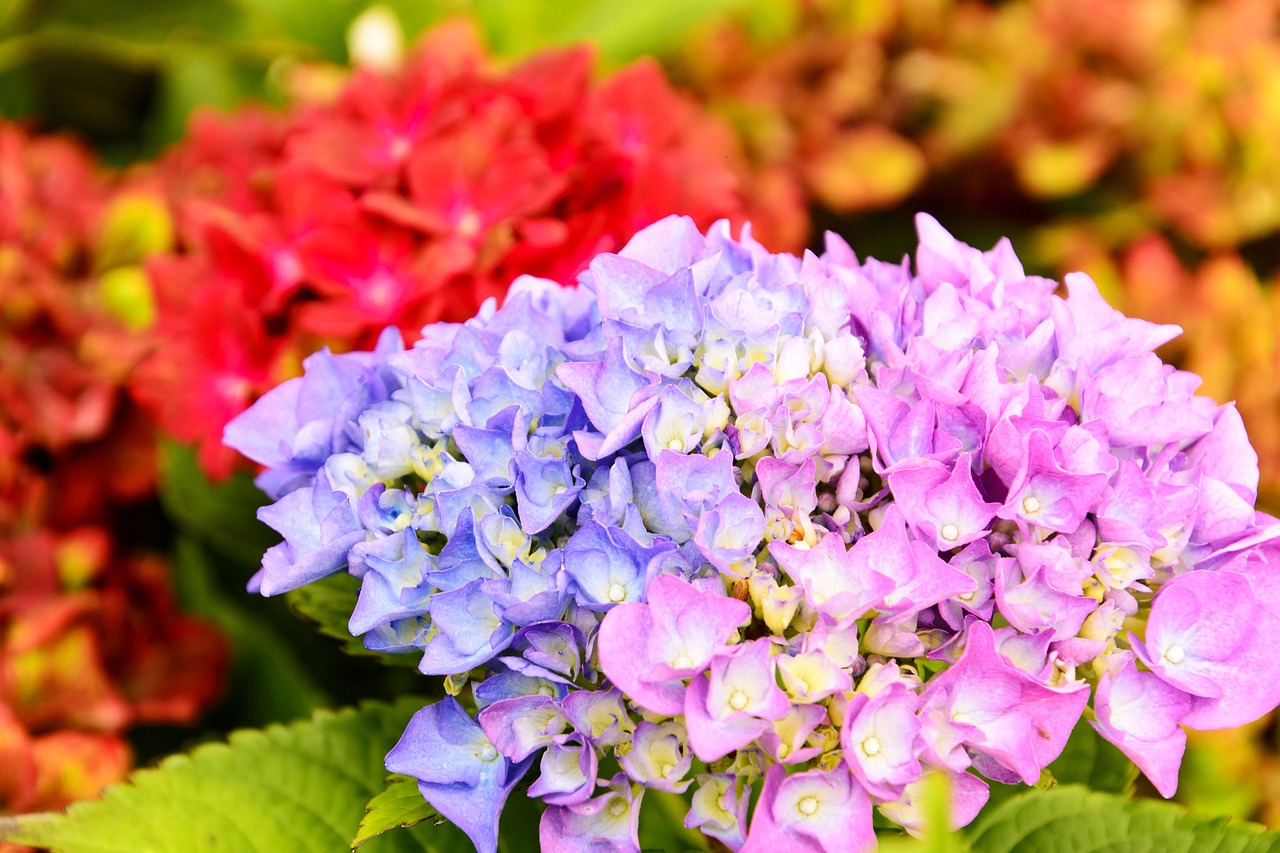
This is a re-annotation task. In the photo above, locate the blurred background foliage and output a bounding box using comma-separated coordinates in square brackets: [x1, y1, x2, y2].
[5, 0, 1280, 836]
[0, 0, 754, 163]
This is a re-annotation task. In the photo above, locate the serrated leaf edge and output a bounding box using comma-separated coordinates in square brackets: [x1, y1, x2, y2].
[0, 698, 430, 851]
[350, 773, 439, 850]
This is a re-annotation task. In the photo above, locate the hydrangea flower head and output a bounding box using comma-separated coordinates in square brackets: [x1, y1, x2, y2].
[230, 212, 1280, 851]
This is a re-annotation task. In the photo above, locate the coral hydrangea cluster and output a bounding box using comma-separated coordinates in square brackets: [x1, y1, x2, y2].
[228, 212, 1280, 852]
[136, 21, 799, 479]
[0, 122, 226, 814]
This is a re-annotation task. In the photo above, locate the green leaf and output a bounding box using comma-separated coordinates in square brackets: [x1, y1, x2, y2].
[159, 441, 279, 567]
[495, 792, 543, 853]
[171, 536, 424, 733]
[353, 774, 437, 849]
[1046, 719, 1139, 794]
[286, 572, 418, 668]
[636, 790, 711, 852]
[173, 536, 330, 727]
[967, 785, 1280, 853]
[0, 699, 459, 853]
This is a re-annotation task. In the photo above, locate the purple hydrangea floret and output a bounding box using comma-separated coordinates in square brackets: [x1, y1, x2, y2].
[227, 214, 1280, 852]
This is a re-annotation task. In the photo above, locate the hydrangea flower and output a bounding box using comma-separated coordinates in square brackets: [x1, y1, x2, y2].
[136, 20, 801, 479]
[230, 212, 1280, 851]
[672, 0, 1280, 509]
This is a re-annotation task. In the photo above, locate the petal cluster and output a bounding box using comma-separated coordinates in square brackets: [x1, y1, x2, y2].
[230, 211, 1280, 851]
[672, 0, 1280, 511]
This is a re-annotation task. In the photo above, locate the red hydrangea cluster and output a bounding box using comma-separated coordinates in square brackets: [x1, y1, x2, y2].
[0, 123, 226, 815]
[134, 21, 802, 478]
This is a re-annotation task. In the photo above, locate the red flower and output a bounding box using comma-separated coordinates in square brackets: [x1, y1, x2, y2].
[0, 123, 227, 815]
[136, 19, 800, 478]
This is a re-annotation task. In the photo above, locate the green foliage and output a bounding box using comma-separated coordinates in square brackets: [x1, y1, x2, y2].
[1176, 732, 1262, 822]
[355, 770, 717, 852]
[917, 771, 962, 853]
[875, 772, 969, 853]
[981, 718, 1138, 815]
[27, 0, 251, 46]
[1, 0, 758, 161]
[174, 536, 330, 727]
[967, 785, 1280, 853]
[637, 789, 712, 851]
[0, 0, 285, 159]
[0, 699, 465, 853]
[159, 441, 278, 568]
[287, 572, 418, 668]
[353, 774, 438, 849]
[1047, 719, 1140, 794]
[161, 443, 419, 731]
[469, 0, 754, 68]
[160, 443, 329, 724]
[353, 766, 546, 853]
